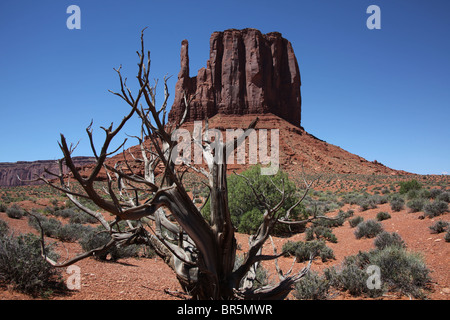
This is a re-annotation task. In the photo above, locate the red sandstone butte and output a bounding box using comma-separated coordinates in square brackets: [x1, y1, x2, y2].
[168, 28, 302, 127]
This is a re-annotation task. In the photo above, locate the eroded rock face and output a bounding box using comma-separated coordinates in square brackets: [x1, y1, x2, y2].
[0, 157, 95, 187]
[168, 28, 302, 127]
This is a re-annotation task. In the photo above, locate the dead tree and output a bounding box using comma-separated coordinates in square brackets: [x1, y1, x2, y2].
[37, 30, 323, 300]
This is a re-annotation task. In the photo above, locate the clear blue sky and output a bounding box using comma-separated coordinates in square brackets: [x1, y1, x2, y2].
[0, 0, 449, 175]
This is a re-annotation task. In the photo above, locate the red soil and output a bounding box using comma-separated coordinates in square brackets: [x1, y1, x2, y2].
[0, 201, 448, 300]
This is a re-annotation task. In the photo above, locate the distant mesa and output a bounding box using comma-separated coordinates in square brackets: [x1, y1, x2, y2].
[168, 28, 302, 127]
[0, 157, 95, 187]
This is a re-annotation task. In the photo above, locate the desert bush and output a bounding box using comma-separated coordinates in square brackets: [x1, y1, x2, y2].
[54, 207, 98, 224]
[357, 196, 378, 211]
[0, 220, 9, 236]
[406, 189, 419, 200]
[79, 227, 140, 261]
[349, 216, 364, 228]
[407, 198, 426, 212]
[53, 208, 76, 219]
[325, 246, 431, 298]
[28, 214, 62, 239]
[0, 233, 65, 297]
[429, 188, 443, 199]
[437, 191, 450, 203]
[423, 200, 448, 218]
[237, 208, 264, 235]
[354, 220, 384, 239]
[376, 211, 391, 221]
[374, 231, 406, 250]
[327, 264, 373, 297]
[399, 180, 421, 195]
[282, 241, 299, 257]
[445, 229, 450, 242]
[28, 213, 91, 242]
[428, 220, 449, 234]
[202, 165, 306, 235]
[390, 196, 405, 212]
[370, 246, 431, 298]
[305, 225, 337, 243]
[314, 210, 350, 228]
[68, 211, 98, 224]
[293, 271, 330, 300]
[0, 203, 7, 212]
[282, 240, 334, 263]
[57, 223, 93, 242]
[6, 204, 24, 219]
[418, 189, 431, 199]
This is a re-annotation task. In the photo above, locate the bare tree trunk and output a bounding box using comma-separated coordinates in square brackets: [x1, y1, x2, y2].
[35, 29, 327, 300]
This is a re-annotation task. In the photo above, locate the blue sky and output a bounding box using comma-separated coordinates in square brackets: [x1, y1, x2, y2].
[0, 0, 449, 175]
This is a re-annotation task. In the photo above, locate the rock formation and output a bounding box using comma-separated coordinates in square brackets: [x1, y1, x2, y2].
[0, 157, 95, 187]
[168, 28, 302, 127]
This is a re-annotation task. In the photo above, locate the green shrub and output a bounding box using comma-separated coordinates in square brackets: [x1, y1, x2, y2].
[237, 208, 264, 234]
[358, 197, 377, 211]
[0, 220, 9, 236]
[399, 180, 421, 194]
[406, 189, 419, 200]
[374, 231, 405, 250]
[437, 191, 450, 203]
[445, 229, 450, 242]
[28, 215, 63, 239]
[53, 208, 76, 219]
[418, 189, 431, 199]
[325, 246, 431, 298]
[423, 201, 448, 218]
[314, 210, 350, 228]
[306, 225, 337, 243]
[282, 241, 300, 257]
[0, 203, 7, 212]
[79, 228, 140, 261]
[428, 220, 449, 234]
[329, 264, 372, 296]
[0, 233, 65, 297]
[68, 211, 98, 225]
[354, 220, 384, 239]
[429, 189, 443, 199]
[202, 165, 306, 235]
[57, 223, 93, 242]
[390, 196, 405, 212]
[294, 271, 330, 300]
[28, 213, 93, 242]
[282, 240, 334, 263]
[371, 246, 431, 298]
[53, 207, 98, 224]
[6, 204, 24, 219]
[349, 216, 364, 228]
[376, 211, 391, 221]
[407, 198, 426, 212]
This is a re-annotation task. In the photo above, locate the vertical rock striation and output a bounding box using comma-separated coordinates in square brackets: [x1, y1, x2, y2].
[168, 28, 302, 127]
